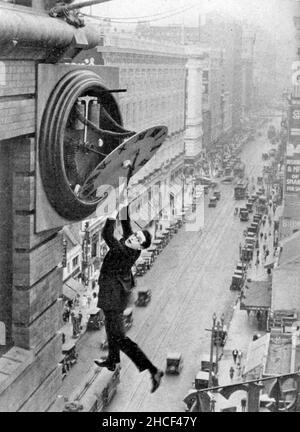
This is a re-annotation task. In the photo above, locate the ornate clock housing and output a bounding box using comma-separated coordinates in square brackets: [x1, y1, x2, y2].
[39, 68, 129, 221]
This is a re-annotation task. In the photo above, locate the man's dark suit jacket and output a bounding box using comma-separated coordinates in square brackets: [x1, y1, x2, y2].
[97, 207, 141, 312]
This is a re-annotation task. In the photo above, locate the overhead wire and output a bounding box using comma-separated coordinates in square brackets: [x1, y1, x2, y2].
[82, 2, 200, 24]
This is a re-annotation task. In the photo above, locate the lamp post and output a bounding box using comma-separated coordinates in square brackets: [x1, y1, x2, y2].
[82, 222, 91, 286]
[181, 173, 185, 218]
[209, 313, 217, 387]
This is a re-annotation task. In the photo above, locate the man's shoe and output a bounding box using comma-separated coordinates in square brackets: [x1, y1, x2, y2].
[150, 370, 164, 393]
[94, 358, 116, 371]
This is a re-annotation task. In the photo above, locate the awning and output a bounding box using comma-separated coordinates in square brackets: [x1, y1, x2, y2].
[63, 277, 83, 300]
[240, 280, 272, 311]
[243, 333, 270, 380]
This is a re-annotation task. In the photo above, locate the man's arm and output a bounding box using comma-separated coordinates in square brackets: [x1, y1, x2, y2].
[119, 205, 133, 240]
[102, 210, 120, 248]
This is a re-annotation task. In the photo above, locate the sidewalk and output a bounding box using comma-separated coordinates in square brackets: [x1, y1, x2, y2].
[59, 282, 99, 347]
[214, 202, 275, 412]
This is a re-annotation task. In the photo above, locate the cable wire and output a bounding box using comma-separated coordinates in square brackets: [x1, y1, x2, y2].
[82, 2, 200, 24]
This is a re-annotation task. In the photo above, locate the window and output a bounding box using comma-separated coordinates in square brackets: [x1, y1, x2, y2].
[0, 321, 5, 346]
[72, 256, 79, 268]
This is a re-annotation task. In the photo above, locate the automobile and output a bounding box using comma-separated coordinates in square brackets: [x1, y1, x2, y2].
[241, 246, 253, 262]
[194, 371, 210, 390]
[253, 213, 262, 222]
[165, 352, 183, 375]
[239, 209, 249, 222]
[230, 273, 244, 290]
[62, 341, 78, 366]
[234, 182, 248, 200]
[250, 222, 259, 234]
[135, 288, 151, 307]
[236, 262, 247, 272]
[213, 190, 221, 200]
[200, 355, 217, 373]
[245, 236, 255, 247]
[87, 307, 104, 331]
[123, 307, 133, 330]
[208, 196, 217, 208]
[246, 202, 253, 213]
[204, 184, 210, 195]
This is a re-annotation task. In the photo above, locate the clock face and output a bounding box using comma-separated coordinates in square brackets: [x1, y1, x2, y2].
[78, 126, 168, 202]
[39, 69, 168, 221]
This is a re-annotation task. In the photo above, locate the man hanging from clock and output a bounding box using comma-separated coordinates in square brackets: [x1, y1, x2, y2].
[94, 179, 164, 394]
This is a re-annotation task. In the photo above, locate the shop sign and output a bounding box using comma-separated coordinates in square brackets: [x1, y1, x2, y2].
[285, 156, 300, 194]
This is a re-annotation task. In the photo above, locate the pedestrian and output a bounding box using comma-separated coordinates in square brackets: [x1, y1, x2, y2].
[237, 350, 243, 364]
[255, 239, 259, 249]
[256, 249, 260, 258]
[229, 366, 235, 380]
[232, 349, 238, 364]
[265, 249, 270, 259]
[78, 310, 83, 331]
[255, 257, 260, 267]
[264, 233, 267, 241]
[241, 398, 247, 412]
[87, 295, 92, 308]
[262, 219, 266, 227]
[210, 396, 216, 412]
[269, 231, 272, 237]
[260, 232, 263, 240]
[94, 199, 164, 393]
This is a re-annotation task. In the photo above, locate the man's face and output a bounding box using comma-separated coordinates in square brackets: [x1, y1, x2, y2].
[125, 230, 146, 250]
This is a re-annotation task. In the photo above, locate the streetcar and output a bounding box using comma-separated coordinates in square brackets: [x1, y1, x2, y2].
[234, 182, 248, 200]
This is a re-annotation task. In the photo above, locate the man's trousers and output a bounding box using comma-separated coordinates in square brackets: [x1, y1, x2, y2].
[103, 310, 156, 375]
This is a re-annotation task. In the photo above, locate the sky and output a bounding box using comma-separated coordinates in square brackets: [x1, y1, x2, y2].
[82, 0, 297, 39]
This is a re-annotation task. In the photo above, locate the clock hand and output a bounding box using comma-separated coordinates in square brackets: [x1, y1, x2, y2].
[77, 143, 107, 158]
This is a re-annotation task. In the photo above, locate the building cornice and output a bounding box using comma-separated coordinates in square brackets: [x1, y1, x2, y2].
[98, 34, 188, 59]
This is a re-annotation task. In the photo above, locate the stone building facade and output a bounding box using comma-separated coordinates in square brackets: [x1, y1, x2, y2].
[0, 1, 99, 411]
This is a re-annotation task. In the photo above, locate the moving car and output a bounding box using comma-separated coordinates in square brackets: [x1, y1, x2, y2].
[213, 190, 221, 200]
[208, 196, 217, 208]
[87, 307, 104, 331]
[165, 352, 183, 375]
[135, 288, 151, 307]
[240, 209, 249, 222]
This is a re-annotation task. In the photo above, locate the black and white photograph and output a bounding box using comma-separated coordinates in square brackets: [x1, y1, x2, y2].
[0, 0, 300, 415]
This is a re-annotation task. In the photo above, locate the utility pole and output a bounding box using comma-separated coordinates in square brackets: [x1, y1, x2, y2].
[208, 313, 216, 387]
